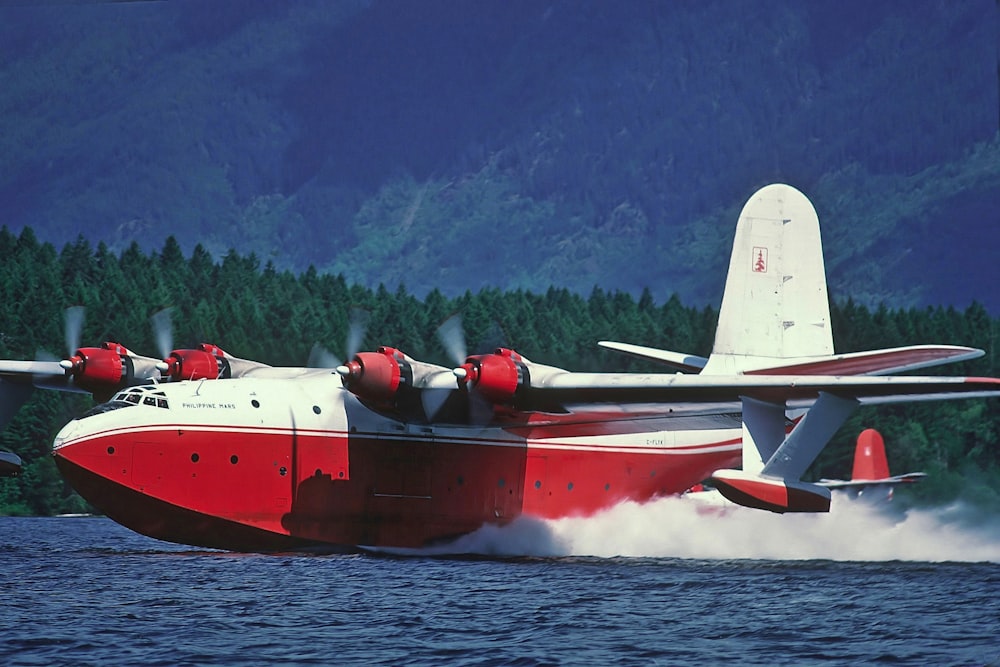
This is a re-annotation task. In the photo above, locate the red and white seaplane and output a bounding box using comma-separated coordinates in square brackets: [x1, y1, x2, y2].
[1, 184, 997, 551]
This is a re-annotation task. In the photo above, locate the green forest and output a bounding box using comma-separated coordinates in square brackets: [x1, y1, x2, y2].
[0, 228, 997, 516]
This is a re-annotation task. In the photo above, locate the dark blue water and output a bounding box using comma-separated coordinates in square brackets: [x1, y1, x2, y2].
[3, 503, 1000, 666]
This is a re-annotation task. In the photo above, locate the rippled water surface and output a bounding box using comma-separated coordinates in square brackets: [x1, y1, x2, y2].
[3, 505, 1000, 666]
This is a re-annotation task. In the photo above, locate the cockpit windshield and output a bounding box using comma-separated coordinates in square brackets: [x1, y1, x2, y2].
[79, 386, 169, 419]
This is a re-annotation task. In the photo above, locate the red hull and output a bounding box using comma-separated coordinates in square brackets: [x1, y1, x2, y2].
[54, 422, 740, 551]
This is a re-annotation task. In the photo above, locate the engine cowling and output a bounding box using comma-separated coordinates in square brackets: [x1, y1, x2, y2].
[158, 344, 231, 382]
[454, 348, 529, 405]
[337, 346, 412, 404]
[60, 342, 136, 397]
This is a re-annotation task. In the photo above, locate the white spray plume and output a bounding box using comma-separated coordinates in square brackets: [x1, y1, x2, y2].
[411, 495, 1000, 563]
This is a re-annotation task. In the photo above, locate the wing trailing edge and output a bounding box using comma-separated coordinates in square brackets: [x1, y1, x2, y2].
[743, 345, 984, 376]
[534, 372, 1000, 407]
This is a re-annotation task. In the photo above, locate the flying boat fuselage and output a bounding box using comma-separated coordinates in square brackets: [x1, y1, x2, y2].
[52, 376, 742, 551]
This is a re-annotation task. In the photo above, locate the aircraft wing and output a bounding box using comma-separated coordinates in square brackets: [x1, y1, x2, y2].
[525, 373, 1000, 411]
[0, 360, 66, 380]
[595, 343, 981, 376]
[0, 360, 78, 432]
[745, 345, 984, 376]
[0, 360, 73, 390]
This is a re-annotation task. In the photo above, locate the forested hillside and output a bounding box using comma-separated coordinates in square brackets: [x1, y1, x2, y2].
[0, 232, 997, 515]
[0, 1, 998, 311]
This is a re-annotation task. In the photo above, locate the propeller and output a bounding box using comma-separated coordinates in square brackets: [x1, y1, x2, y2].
[31, 306, 87, 390]
[432, 313, 521, 425]
[64, 305, 85, 358]
[309, 307, 370, 370]
[150, 308, 173, 360]
[412, 313, 468, 421]
[41, 305, 84, 378]
[436, 312, 511, 368]
[307, 342, 342, 369]
[435, 313, 467, 367]
[345, 307, 369, 361]
[32, 347, 68, 391]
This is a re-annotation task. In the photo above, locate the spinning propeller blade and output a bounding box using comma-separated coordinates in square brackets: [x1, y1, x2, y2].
[435, 313, 467, 367]
[150, 308, 173, 360]
[420, 387, 453, 421]
[308, 307, 370, 369]
[307, 342, 342, 369]
[64, 305, 85, 357]
[346, 307, 369, 361]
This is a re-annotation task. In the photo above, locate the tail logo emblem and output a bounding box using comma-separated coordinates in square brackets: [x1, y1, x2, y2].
[752, 247, 768, 273]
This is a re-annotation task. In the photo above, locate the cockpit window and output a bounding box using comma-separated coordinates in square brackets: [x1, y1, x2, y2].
[79, 386, 169, 420]
[81, 401, 134, 419]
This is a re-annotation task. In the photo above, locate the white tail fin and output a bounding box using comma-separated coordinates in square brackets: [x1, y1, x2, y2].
[704, 183, 833, 374]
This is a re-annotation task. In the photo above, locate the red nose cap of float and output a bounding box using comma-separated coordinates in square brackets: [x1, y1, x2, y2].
[711, 470, 831, 513]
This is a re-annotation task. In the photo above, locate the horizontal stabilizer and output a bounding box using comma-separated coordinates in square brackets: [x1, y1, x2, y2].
[745, 345, 984, 376]
[818, 427, 927, 491]
[819, 472, 927, 489]
[711, 469, 831, 513]
[597, 341, 708, 373]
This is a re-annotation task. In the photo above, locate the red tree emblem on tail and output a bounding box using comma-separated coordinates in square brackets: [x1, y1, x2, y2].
[752, 247, 768, 273]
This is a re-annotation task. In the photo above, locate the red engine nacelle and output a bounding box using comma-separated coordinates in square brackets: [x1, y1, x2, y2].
[454, 348, 529, 405]
[159, 344, 231, 382]
[337, 346, 412, 404]
[60, 342, 134, 396]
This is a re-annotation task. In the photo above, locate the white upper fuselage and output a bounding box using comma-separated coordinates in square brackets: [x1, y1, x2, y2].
[55, 372, 348, 450]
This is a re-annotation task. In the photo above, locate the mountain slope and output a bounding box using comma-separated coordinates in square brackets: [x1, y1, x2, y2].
[0, 0, 997, 311]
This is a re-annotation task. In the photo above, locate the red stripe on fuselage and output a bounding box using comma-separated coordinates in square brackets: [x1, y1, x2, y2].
[54, 422, 741, 550]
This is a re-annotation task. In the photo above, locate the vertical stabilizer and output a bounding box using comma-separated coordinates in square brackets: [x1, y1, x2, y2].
[704, 183, 833, 374]
[851, 428, 890, 480]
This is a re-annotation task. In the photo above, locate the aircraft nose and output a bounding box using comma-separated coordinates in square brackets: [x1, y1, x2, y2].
[53, 419, 86, 451]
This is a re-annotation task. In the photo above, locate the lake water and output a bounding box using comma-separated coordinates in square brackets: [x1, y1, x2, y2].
[2, 496, 1000, 666]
